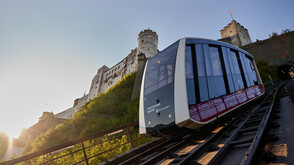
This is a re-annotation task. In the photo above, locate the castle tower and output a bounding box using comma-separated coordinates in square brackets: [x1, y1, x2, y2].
[220, 20, 252, 47]
[137, 29, 158, 58]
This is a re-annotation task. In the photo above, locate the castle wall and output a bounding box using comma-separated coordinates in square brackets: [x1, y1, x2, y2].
[242, 31, 294, 66]
[88, 65, 109, 100]
[230, 34, 242, 47]
[54, 107, 77, 119]
[88, 48, 139, 98]
[220, 21, 238, 38]
[75, 49, 138, 109]
[236, 23, 252, 46]
[88, 74, 100, 99]
[75, 94, 89, 109]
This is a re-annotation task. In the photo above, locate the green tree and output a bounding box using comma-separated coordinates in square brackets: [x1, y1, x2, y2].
[256, 60, 278, 82]
[0, 132, 9, 161]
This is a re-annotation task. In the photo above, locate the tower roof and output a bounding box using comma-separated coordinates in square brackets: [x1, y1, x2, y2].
[220, 20, 248, 32]
[138, 29, 158, 39]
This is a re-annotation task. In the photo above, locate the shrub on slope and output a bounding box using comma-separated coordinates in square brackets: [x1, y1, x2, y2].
[23, 72, 139, 153]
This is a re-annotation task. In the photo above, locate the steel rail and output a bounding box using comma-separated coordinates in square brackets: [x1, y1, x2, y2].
[172, 92, 270, 164]
[140, 134, 197, 165]
[117, 136, 184, 165]
[104, 137, 167, 165]
[242, 81, 287, 165]
[206, 87, 280, 165]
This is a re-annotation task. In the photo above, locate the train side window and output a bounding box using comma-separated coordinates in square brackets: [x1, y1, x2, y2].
[222, 47, 236, 93]
[227, 49, 244, 90]
[239, 53, 251, 86]
[196, 44, 209, 102]
[240, 53, 259, 86]
[185, 46, 196, 105]
[204, 45, 226, 99]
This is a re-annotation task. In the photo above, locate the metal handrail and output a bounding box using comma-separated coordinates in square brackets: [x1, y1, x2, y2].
[0, 121, 140, 165]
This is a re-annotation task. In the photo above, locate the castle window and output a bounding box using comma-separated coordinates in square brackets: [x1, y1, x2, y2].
[244, 36, 246, 38]
[118, 66, 120, 69]
[142, 40, 144, 42]
[115, 68, 117, 71]
[95, 86, 97, 89]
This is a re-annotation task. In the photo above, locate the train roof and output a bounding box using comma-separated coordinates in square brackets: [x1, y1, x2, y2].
[180, 37, 253, 58]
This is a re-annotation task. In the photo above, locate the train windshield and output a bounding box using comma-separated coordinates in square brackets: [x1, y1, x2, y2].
[144, 41, 179, 96]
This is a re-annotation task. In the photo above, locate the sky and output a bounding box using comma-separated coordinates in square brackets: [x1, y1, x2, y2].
[0, 0, 293, 139]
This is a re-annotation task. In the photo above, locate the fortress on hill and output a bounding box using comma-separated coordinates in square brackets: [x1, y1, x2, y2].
[54, 29, 159, 119]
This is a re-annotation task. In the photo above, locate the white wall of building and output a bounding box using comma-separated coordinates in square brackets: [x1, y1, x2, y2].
[54, 107, 77, 119]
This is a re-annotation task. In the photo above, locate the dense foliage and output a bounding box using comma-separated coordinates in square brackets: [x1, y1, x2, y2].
[0, 132, 9, 161]
[23, 72, 140, 154]
[256, 60, 278, 82]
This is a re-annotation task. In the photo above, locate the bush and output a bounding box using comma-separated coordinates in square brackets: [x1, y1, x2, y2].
[23, 72, 139, 154]
[256, 60, 278, 82]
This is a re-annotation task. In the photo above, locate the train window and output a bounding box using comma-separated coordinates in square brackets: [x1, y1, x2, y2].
[204, 45, 226, 99]
[240, 53, 259, 86]
[228, 50, 244, 90]
[196, 44, 209, 102]
[144, 41, 179, 96]
[222, 47, 236, 93]
[239, 53, 250, 86]
[185, 46, 196, 105]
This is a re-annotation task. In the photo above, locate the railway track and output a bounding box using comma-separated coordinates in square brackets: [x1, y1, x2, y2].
[105, 84, 282, 165]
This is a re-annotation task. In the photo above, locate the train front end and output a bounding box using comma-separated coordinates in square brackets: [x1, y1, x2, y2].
[139, 40, 181, 136]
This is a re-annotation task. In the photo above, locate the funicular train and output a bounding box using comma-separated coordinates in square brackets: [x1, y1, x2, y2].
[139, 38, 264, 136]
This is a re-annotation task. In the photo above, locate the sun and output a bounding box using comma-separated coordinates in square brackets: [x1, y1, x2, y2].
[3, 128, 22, 140]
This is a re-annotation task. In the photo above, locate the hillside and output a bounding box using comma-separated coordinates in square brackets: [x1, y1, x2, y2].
[23, 72, 139, 153]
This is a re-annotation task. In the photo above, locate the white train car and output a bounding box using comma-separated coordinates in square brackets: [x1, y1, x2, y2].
[139, 38, 264, 136]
